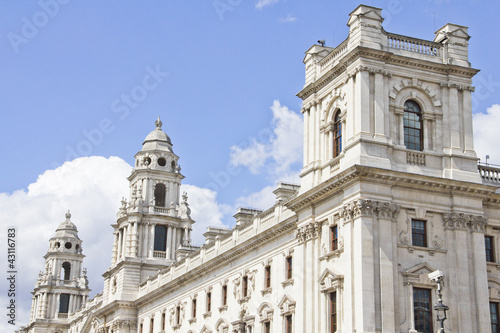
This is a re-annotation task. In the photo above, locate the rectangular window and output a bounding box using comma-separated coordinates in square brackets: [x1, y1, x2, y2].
[264, 321, 271, 333]
[413, 288, 432, 333]
[330, 226, 338, 251]
[140, 323, 143, 333]
[265, 265, 271, 288]
[243, 276, 248, 297]
[411, 220, 427, 247]
[491, 302, 500, 333]
[176, 306, 181, 324]
[153, 225, 167, 252]
[286, 256, 293, 280]
[150, 318, 154, 333]
[329, 292, 337, 333]
[59, 293, 70, 313]
[162, 312, 165, 330]
[192, 298, 197, 318]
[222, 285, 228, 305]
[207, 292, 212, 312]
[285, 314, 292, 333]
[486, 236, 495, 262]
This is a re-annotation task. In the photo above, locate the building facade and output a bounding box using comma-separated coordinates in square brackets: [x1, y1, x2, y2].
[19, 5, 500, 333]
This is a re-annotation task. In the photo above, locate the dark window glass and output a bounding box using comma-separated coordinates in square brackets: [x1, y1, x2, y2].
[330, 292, 337, 333]
[222, 285, 227, 305]
[150, 318, 154, 333]
[162, 312, 165, 330]
[414, 288, 432, 333]
[331, 226, 338, 251]
[286, 256, 293, 280]
[403, 100, 423, 151]
[154, 183, 166, 207]
[207, 292, 212, 312]
[285, 314, 292, 333]
[243, 276, 248, 297]
[62, 262, 71, 280]
[265, 265, 271, 288]
[412, 220, 427, 247]
[176, 306, 180, 324]
[192, 298, 197, 318]
[264, 321, 271, 333]
[491, 302, 500, 333]
[486, 236, 495, 262]
[154, 225, 167, 252]
[59, 293, 70, 313]
[333, 111, 342, 158]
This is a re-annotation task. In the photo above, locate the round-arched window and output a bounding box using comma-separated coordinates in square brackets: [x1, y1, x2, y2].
[403, 100, 423, 151]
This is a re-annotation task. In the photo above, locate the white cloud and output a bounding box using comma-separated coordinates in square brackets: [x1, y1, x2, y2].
[279, 14, 297, 23]
[473, 104, 500, 165]
[230, 100, 303, 181]
[1, 156, 131, 332]
[180, 184, 231, 245]
[255, 0, 279, 9]
[234, 185, 276, 210]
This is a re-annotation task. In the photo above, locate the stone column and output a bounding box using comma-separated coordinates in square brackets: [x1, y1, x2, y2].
[148, 224, 154, 258]
[166, 226, 172, 259]
[117, 229, 123, 260]
[374, 72, 385, 138]
[448, 87, 460, 149]
[471, 217, 490, 332]
[172, 227, 178, 259]
[303, 108, 309, 166]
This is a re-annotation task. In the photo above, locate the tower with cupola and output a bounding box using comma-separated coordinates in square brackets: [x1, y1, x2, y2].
[24, 212, 89, 333]
[102, 117, 196, 308]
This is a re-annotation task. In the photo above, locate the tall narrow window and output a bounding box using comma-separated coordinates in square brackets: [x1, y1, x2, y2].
[265, 265, 271, 288]
[264, 321, 271, 333]
[243, 276, 248, 297]
[162, 312, 165, 330]
[286, 256, 293, 280]
[329, 292, 337, 333]
[222, 285, 228, 306]
[403, 100, 423, 151]
[59, 293, 70, 313]
[413, 288, 432, 333]
[154, 183, 166, 207]
[486, 236, 495, 262]
[285, 314, 293, 333]
[207, 292, 212, 312]
[333, 111, 342, 158]
[411, 219, 427, 247]
[140, 323, 143, 333]
[491, 302, 500, 333]
[192, 298, 197, 318]
[154, 225, 167, 252]
[330, 226, 338, 251]
[62, 262, 71, 281]
[176, 306, 181, 324]
[150, 318, 154, 333]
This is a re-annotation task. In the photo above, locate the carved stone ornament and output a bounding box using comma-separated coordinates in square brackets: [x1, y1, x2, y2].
[295, 222, 321, 243]
[443, 212, 488, 233]
[340, 199, 400, 223]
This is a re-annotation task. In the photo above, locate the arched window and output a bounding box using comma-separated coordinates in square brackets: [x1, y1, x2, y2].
[333, 111, 342, 158]
[403, 100, 423, 151]
[154, 183, 166, 207]
[62, 262, 71, 281]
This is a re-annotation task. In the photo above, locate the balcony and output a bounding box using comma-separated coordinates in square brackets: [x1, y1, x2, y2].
[478, 163, 500, 187]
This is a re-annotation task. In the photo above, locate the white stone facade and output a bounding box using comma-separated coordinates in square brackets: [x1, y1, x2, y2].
[18, 5, 500, 333]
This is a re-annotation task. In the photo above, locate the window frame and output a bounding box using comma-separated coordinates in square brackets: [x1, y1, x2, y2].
[222, 284, 228, 306]
[486, 235, 495, 263]
[206, 291, 212, 312]
[153, 225, 167, 252]
[403, 100, 423, 151]
[491, 302, 500, 333]
[243, 275, 249, 297]
[59, 293, 70, 314]
[285, 314, 293, 333]
[149, 317, 154, 333]
[192, 298, 197, 318]
[154, 183, 167, 207]
[329, 292, 337, 333]
[333, 110, 342, 158]
[411, 219, 427, 248]
[413, 287, 433, 333]
[265, 265, 271, 288]
[330, 226, 338, 251]
[264, 320, 271, 333]
[286, 256, 293, 280]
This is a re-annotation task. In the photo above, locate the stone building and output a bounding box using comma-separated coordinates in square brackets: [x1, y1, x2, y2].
[18, 4, 500, 333]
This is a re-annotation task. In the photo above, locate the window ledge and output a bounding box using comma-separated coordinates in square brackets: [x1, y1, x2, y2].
[237, 296, 250, 304]
[397, 244, 446, 255]
[172, 324, 181, 330]
[218, 305, 228, 312]
[320, 248, 344, 261]
[261, 287, 272, 296]
[202, 311, 211, 319]
[281, 278, 294, 288]
[188, 318, 196, 324]
[486, 261, 500, 271]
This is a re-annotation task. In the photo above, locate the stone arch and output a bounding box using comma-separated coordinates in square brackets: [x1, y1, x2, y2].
[154, 183, 166, 207]
[258, 302, 274, 322]
[61, 261, 71, 281]
[200, 324, 213, 333]
[215, 318, 229, 333]
[323, 89, 347, 123]
[389, 79, 441, 111]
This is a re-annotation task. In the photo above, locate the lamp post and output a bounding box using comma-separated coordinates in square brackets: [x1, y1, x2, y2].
[428, 270, 449, 333]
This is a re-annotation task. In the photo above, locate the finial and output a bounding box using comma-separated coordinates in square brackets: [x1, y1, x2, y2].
[65, 210, 71, 220]
[182, 191, 188, 202]
[155, 116, 162, 130]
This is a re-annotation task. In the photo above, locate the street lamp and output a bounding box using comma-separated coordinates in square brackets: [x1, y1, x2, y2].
[428, 270, 449, 333]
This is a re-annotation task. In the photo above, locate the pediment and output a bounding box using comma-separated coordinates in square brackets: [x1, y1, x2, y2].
[403, 262, 436, 275]
[278, 294, 296, 314]
[319, 268, 343, 291]
[402, 262, 437, 285]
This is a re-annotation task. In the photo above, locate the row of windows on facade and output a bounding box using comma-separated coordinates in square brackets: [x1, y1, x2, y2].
[332, 99, 423, 159]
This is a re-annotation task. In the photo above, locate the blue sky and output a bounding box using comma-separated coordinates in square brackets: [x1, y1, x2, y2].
[2, 0, 500, 331]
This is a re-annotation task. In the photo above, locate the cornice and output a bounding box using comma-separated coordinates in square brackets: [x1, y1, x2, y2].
[286, 165, 497, 212]
[134, 215, 297, 307]
[297, 46, 479, 101]
[94, 300, 137, 318]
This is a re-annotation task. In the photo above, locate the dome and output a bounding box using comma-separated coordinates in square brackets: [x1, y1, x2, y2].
[142, 117, 174, 152]
[54, 211, 80, 239]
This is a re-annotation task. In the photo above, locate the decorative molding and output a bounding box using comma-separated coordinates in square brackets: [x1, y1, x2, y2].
[440, 82, 475, 92]
[295, 221, 321, 243]
[443, 212, 488, 233]
[340, 199, 400, 223]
